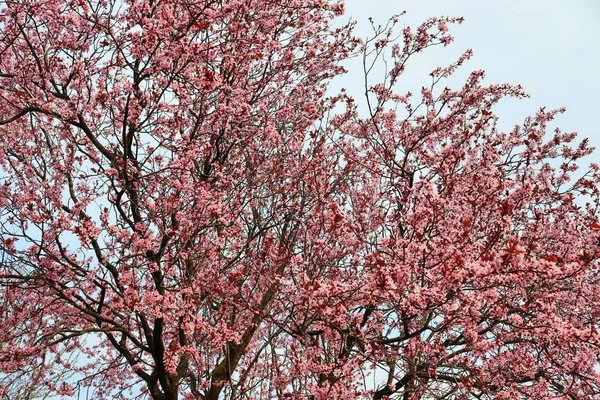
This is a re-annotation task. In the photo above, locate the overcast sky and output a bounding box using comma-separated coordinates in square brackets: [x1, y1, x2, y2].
[341, 0, 600, 166]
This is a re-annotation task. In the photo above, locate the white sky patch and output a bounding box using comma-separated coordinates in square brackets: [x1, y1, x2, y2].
[341, 0, 599, 164]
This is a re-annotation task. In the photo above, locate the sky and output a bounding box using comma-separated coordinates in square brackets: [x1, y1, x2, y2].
[341, 0, 600, 167]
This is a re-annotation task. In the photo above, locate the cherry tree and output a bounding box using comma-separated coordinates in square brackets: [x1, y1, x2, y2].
[1, 0, 599, 399]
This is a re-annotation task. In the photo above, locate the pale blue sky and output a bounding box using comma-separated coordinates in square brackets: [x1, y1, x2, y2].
[342, 0, 600, 165]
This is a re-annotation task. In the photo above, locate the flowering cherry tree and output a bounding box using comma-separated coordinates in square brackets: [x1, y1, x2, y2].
[1, 0, 600, 399]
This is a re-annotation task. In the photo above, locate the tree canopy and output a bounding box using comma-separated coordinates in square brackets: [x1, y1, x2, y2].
[0, 0, 599, 399]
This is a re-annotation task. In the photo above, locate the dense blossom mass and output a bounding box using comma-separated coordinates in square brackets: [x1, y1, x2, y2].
[0, 0, 599, 399]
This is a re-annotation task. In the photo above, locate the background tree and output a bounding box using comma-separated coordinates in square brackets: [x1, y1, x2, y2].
[0, 0, 599, 399]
